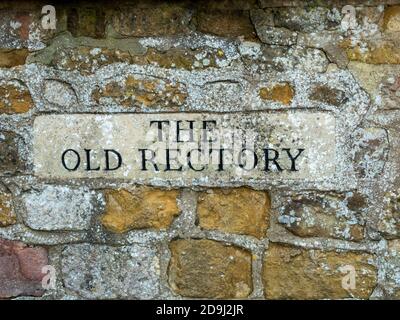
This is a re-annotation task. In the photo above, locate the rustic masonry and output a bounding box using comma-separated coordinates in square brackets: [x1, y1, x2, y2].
[0, 0, 399, 300]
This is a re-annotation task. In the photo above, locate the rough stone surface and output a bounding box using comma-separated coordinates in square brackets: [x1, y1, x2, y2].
[277, 193, 365, 241]
[0, 10, 48, 50]
[21, 185, 96, 231]
[378, 189, 400, 238]
[309, 85, 347, 107]
[262, 243, 377, 299]
[111, 5, 192, 37]
[61, 243, 160, 299]
[259, 83, 295, 105]
[92, 75, 187, 109]
[101, 188, 180, 233]
[380, 240, 400, 298]
[198, 188, 270, 238]
[0, 49, 29, 67]
[345, 41, 400, 65]
[0, 0, 398, 300]
[131, 47, 222, 70]
[274, 7, 338, 33]
[380, 74, 400, 110]
[0, 131, 23, 174]
[351, 128, 389, 179]
[196, 10, 256, 39]
[66, 7, 106, 38]
[0, 238, 48, 298]
[50, 46, 133, 75]
[43, 80, 77, 107]
[0, 80, 32, 114]
[383, 5, 400, 32]
[0, 190, 16, 227]
[168, 239, 252, 298]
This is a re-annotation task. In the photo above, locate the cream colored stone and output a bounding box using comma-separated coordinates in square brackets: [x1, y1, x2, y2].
[33, 112, 336, 184]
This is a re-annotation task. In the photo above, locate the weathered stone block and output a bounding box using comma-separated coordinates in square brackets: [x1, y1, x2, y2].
[351, 128, 389, 179]
[92, 75, 187, 109]
[259, 82, 295, 105]
[378, 189, 400, 238]
[131, 47, 221, 70]
[197, 188, 270, 238]
[0, 49, 28, 67]
[51, 46, 132, 75]
[33, 112, 336, 185]
[348, 62, 400, 102]
[111, 5, 192, 37]
[66, 7, 106, 38]
[21, 185, 96, 231]
[0, 10, 48, 50]
[0, 131, 23, 174]
[255, 26, 298, 46]
[61, 243, 160, 299]
[278, 193, 365, 241]
[0, 190, 16, 227]
[195, 10, 256, 39]
[273, 7, 339, 32]
[345, 41, 400, 64]
[0, 80, 32, 114]
[383, 5, 400, 32]
[262, 243, 377, 299]
[0, 238, 48, 298]
[380, 240, 400, 298]
[380, 74, 400, 110]
[309, 85, 347, 107]
[168, 239, 252, 298]
[101, 188, 180, 233]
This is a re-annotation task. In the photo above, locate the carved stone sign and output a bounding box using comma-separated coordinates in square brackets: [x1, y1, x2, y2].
[33, 112, 335, 185]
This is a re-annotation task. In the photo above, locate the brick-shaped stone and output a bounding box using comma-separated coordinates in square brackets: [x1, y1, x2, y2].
[309, 85, 347, 107]
[22, 185, 96, 231]
[51, 46, 132, 75]
[259, 82, 295, 105]
[61, 243, 160, 299]
[168, 239, 252, 298]
[196, 10, 256, 39]
[198, 188, 270, 238]
[101, 188, 180, 233]
[0, 49, 29, 67]
[92, 75, 187, 109]
[0, 80, 32, 114]
[0, 238, 48, 298]
[33, 112, 336, 185]
[278, 193, 365, 241]
[262, 243, 377, 299]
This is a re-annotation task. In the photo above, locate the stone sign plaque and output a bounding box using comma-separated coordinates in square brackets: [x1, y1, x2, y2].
[33, 112, 335, 183]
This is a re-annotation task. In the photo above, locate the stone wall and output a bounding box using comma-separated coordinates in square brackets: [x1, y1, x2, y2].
[0, 0, 399, 299]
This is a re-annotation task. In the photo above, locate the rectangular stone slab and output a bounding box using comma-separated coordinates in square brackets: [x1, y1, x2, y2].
[33, 112, 335, 184]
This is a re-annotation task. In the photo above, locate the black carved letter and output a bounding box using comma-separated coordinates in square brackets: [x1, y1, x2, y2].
[104, 149, 122, 171]
[263, 148, 283, 172]
[61, 149, 80, 171]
